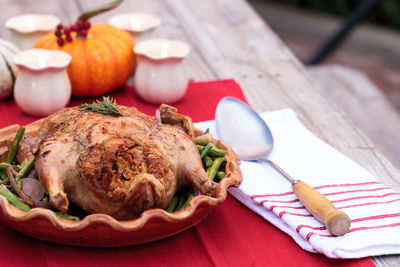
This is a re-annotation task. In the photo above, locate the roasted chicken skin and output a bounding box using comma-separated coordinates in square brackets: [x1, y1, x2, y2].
[17, 105, 217, 220]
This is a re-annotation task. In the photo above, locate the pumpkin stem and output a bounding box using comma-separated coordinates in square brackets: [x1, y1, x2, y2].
[78, 0, 123, 22]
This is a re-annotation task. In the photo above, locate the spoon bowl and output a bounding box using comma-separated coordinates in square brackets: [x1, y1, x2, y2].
[215, 97, 273, 161]
[215, 97, 351, 236]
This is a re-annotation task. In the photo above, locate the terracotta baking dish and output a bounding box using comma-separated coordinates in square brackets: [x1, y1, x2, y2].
[0, 124, 242, 247]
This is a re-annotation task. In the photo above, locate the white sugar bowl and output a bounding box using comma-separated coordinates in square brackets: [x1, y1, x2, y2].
[13, 49, 71, 117]
[6, 14, 60, 50]
[134, 39, 191, 104]
[108, 13, 160, 42]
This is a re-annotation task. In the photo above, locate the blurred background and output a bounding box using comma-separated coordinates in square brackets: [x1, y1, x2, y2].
[249, 0, 400, 112]
[248, 0, 400, 167]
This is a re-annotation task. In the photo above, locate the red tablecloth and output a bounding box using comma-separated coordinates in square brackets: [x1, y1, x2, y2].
[0, 80, 374, 267]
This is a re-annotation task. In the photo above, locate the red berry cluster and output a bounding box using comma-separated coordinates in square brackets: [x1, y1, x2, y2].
[54, 20, 91, 46]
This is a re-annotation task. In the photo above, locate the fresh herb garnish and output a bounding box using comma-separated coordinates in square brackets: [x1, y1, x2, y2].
[79, 96, 121, 117]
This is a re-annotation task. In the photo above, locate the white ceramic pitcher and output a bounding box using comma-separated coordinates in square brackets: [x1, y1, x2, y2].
[6, 14, 60, 50]
[134, 39, 191, 104]
[13, 49, 71, 117]
[108, 13, 161, 42]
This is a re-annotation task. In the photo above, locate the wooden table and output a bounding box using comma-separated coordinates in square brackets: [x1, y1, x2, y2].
[1, 0, 399, 265]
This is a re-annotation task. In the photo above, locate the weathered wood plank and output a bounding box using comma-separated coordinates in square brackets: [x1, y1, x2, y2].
[309, 64, 400, 169]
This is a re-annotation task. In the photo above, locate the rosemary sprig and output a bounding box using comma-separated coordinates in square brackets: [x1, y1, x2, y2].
[79, 96, 121, 117]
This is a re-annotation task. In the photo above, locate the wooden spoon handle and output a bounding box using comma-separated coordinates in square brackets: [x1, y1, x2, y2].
[293, 181, 351, 236]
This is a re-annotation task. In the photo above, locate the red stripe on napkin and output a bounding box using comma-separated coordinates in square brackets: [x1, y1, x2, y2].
[0, 80, 373, 267]
[279, 211, 313, 218]
[260, 191, 399, 205]
[332, 192, 400, 203]
[315, 181, 381, 189]
[338, 198, 400, 209]
[252, 181, 382, 199]
[324, 187, 389, 196]
[297, 213, 400, 233]
[269, 197, 400, 211]
[306, 222, 400, 241]
[270, 205, 305, 211]
[352, 213, 400, 223]
[349, 222, 400, 232]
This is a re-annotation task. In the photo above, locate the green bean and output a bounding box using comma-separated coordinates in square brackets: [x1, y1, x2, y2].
[0, 172, 7, 183]
[0, 184, 80, 220]
[165, 195, 179, 213]
[54, 212, 80, 221]
[208, 157, 226, 181]
[0, 164, 8, 171]
[13, 165, 22, 172]
[0, 183, 81, 221]
[0, 164, 21, 173]
[179, 193, 194, 210]
[200, 143, 213, 159]
[6, 127, 25, 164]
[0, 184, 31, 212]
[204, 156, 213, 168]
[215, 171, 226, 181]
[208, 148, 227, 157]
[15, 156, 35, 182]
[197, 145, 227, 157]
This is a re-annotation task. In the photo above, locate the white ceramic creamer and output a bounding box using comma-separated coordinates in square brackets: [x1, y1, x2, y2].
[13, 49, 71, 117]
[6, 14, 60, 50]
[108, 13, 160, 42]
[134, 39, 191, 104]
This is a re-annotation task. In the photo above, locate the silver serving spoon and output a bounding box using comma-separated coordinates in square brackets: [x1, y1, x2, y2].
[215, 97, 350, 236]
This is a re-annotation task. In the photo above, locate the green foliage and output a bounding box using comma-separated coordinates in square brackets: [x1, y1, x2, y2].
[265, 0, 400, 30]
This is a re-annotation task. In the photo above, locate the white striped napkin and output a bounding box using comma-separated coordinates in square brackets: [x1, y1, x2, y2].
[195, 109, 400, 259]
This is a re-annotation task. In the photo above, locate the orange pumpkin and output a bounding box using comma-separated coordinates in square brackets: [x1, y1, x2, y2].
[34, 24, 135, 96]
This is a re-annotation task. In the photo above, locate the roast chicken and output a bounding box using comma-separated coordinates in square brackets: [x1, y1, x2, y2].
[2, 105, 218, 220]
